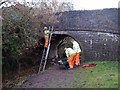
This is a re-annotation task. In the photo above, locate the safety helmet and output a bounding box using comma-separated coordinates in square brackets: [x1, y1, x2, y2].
[73, 41, 77, 44]
[44, 27, 47, 30]
[64, 48, 67, 50]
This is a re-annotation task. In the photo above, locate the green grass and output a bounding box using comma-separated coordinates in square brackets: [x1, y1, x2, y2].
[72, 60, 118, 88]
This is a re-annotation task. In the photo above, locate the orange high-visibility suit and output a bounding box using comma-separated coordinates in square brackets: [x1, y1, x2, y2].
[72, 41, 81, 66]
[44, 27, 50, 48]
[65, 48, 76, 69]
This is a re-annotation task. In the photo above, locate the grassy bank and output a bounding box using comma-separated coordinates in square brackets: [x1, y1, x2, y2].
[72, 60, 118, 88]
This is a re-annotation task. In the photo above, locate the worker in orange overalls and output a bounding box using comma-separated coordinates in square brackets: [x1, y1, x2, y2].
[72, 40, 81, 66]
[64, 48, 76, 69]
[43, 27, 50, 48]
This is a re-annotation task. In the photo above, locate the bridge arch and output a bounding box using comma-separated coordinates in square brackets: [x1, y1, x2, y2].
[48, 32, 85, 62]
[47, 29, 119, 61]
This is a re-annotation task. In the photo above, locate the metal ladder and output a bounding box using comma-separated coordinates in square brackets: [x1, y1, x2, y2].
[38, 26, 54, 73]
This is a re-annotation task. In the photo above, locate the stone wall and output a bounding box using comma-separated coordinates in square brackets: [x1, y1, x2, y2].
[48, 30, 119, 61]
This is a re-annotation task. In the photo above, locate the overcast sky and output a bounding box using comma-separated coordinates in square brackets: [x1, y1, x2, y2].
[72, 0, 119, 10]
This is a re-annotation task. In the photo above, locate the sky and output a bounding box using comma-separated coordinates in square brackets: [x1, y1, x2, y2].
[72, 0, 119, 10]
[1, 0, 120, 10]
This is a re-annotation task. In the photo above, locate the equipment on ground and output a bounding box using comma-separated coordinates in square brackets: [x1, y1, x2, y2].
[57, 58, 69, 69]
[82, 63, 97, 68]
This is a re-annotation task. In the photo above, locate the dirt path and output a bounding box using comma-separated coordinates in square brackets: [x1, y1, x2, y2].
[16, 64, 84, 88]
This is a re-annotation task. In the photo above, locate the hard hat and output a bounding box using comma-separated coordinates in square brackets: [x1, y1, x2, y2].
[73, 41, 77, 44]
[44, 27, 47, 29]
[64, 48, 67, 50]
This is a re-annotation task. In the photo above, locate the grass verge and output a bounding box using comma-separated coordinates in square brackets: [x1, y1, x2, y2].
[72, 60, 118, 88]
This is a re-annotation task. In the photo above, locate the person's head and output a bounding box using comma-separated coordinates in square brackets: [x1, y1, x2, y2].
[72, 40, 78, 45]
[44, 27, 47, 30]
[64, 48, 67, 51]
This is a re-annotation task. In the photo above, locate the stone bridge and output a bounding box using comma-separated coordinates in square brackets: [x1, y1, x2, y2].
[45, 8, 119, 62]
[48, 28, 119, 61]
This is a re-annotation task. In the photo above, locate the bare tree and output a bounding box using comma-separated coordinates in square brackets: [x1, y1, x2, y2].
[2, 0, 74, 77]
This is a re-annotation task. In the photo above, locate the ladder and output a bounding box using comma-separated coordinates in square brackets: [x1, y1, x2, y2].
[38, 26, 54, 73]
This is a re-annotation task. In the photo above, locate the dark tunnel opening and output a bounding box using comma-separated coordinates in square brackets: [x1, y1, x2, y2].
[50, 34, 82, 61]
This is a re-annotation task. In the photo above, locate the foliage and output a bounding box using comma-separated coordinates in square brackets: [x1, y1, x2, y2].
[2, 5, 36, 73]
[1, 0, 74, 74]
